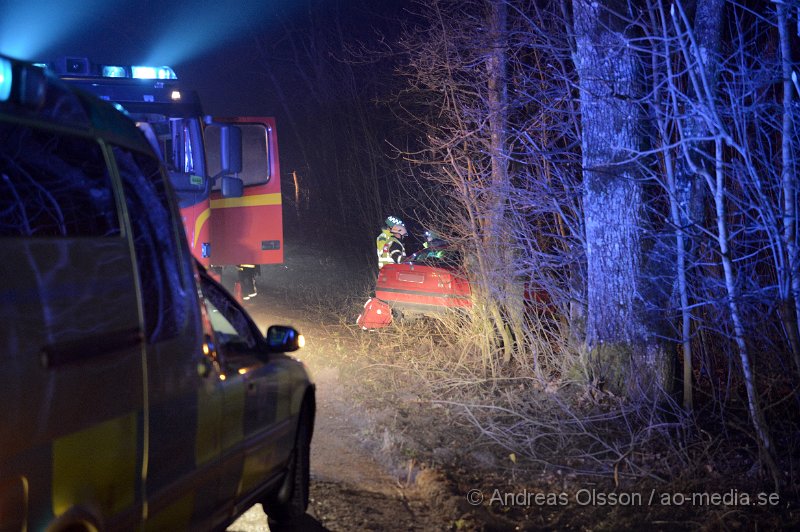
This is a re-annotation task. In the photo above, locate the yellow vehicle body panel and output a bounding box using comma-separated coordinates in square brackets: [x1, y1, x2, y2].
[52, 413, 138, 517]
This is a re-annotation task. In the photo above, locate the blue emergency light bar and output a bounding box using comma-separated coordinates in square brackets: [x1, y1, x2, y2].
[45, 56, 201, 115]
[49, 57, 178, 80]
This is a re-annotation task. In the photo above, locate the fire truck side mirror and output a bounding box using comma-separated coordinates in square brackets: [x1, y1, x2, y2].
[221, 176, 243, 198]
[220, 125, 243, 174]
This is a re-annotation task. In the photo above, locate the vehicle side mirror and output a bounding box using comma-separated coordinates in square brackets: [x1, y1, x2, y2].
[220, 125, 242, 174]
[221, 175, 243, 198]
[266, 325, 304, 353]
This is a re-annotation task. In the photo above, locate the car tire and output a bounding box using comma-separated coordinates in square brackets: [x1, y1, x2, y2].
[263, 403, 312, 526]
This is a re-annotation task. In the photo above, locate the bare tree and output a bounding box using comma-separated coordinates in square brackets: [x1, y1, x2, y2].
[777, 0, 800, 375]
[645, 0, 797, 484]
[656, 0, 724, 411]
[571, 0, 674, 396]
[390, 0, 798, 488]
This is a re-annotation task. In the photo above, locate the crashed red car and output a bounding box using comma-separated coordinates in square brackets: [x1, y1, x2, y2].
[356, 247, 552, 330]
[377, 247, 471, 313]
[357, 248, 471, 329]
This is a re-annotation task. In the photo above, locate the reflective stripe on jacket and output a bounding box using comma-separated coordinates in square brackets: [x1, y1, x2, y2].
[378, 235, 405, 268]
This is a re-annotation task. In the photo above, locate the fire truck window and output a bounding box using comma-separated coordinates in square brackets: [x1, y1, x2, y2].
[0, 123, 120, 237]
[113, 146, 189, 343]
[206, 123, 269, 189]
[135, 115, 204, 179]
[134, 116, 208, 209]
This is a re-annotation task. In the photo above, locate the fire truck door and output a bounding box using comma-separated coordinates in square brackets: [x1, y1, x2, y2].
[205, 117, 283, 266]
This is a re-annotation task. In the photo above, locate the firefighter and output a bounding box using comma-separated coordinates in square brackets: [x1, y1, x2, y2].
[377, 215, 407, 268]
[238, 264, 259, 299]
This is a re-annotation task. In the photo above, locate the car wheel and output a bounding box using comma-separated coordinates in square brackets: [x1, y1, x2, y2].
[263, 403, 312, 525]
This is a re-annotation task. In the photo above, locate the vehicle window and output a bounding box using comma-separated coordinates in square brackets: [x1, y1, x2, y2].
[113, 146, 188, 343]
[200, 277, 257, 350]
[132, 114, 205, 178]
[134, 117, 209, 209]
[0, 124, 119, 237]
[206, 123, 270, 188]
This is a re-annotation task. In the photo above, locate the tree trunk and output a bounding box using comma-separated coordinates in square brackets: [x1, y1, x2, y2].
[671, 0, 724, 410]
[572, 0, 661, 396]
[484, 0, 517, 362]
[709, 137, 779, 488]
[777, 2, 800, 377]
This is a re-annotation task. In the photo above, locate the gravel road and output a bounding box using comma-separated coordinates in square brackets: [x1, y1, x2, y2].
[225, 251, 459, 531]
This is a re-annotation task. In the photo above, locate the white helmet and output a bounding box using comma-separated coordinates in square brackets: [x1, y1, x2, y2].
[385, 215, 406, 239]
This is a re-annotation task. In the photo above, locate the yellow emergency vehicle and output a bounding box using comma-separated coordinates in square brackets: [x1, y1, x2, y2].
[0, 54, 315, 531]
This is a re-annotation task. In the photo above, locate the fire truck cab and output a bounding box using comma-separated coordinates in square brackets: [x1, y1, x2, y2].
[48, 56, 284, 298]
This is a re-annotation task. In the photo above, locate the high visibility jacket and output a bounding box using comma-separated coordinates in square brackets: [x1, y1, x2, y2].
[376, 229, 391, 258]
[378, 233, 405, 268]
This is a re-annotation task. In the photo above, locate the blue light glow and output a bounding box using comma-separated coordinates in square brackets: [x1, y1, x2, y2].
[2, 0, 291, 78]
[102, 65, 127, 78]
[142, 1, 273, 66]
[0, 0, 118, 60]
[0, 57, 12, 101]
[131, 66, 156, 79]
[131, 65, 177, 79]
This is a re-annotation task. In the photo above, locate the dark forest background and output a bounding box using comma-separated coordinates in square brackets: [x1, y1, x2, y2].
[226, 0, 800, 491]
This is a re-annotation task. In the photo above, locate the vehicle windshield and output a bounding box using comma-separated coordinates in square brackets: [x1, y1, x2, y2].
[411, 248, 462, 270]
[133, 113, 209, 208]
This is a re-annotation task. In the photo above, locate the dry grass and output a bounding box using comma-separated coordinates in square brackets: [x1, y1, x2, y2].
[262, 241, 799, 528]
[333, 305, 800, 529]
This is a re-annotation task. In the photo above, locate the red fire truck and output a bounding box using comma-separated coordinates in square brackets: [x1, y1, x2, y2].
[48, 56, 283, 298]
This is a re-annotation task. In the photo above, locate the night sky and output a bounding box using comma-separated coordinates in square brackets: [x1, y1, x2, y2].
[0, 0, 406, 115]
[0, 0, 411, 227]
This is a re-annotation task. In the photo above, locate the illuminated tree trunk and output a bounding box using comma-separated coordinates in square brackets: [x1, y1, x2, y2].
[777, 2, 800, 376]
[667, 0, 779, 483]
[572, 0, 665, 395]
[483, 0, 517, 362]
[671, 0, 723, 410]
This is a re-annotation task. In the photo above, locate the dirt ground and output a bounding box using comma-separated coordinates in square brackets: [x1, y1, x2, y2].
[225, 241, 800, 531]
[226, 244, 468, 531]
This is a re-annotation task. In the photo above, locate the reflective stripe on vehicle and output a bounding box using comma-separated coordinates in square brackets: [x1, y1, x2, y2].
[222, 378, 245, 452]
[210, 193, 282, 209]
[195, 383, 222, 466]
[238, 442, 277, 495]
[51, 412, 138, 517]
[192, 207, 211, 250]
